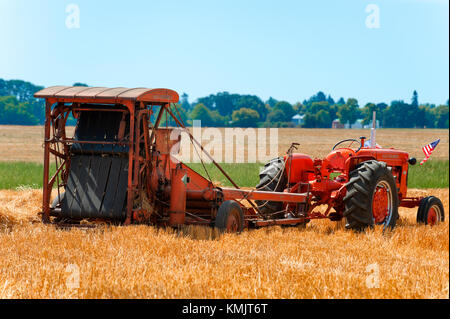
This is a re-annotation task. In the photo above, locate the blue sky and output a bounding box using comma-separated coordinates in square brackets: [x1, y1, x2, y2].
[0, 0, 448, 106]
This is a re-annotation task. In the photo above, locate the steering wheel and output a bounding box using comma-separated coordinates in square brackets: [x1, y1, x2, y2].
[332, 138, 362, 153]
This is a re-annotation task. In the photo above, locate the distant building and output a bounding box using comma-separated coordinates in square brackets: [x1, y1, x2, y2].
[292, 114, 305, 126]
[333, 118, 382, 129]
[332, 118, 344, 129]
[345, 119, 364, 129]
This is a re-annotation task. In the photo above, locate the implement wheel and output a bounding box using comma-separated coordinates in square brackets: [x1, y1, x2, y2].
[343, 160, 399, 231]
[417, 196, 445, 226]
[215, 200, 244, 233]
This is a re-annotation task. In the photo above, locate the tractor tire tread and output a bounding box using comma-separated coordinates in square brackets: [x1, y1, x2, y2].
[255, 157, 287, 216]
[344, 160, 399, 231]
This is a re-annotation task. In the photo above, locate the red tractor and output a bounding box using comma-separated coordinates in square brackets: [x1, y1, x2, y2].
[255, 138, 445, 230]
[35, 86, 445, 232]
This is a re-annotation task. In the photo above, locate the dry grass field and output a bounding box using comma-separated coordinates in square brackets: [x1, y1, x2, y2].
[0, 125, 448, 299]
[0, 126, 448, 162]
[0, 188, 448, 299]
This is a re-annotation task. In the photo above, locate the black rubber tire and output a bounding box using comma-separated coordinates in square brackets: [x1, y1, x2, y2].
[255, 157, 287, 216]
[417, 196, 445, 225]
[215, 200, 244, 233]
[343, 160, 399, 231]
[416, 196, 428, 223]
[51, 192, 65, 209]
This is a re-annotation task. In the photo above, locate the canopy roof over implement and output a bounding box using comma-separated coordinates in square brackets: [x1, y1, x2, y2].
[34, 86, 179, 104]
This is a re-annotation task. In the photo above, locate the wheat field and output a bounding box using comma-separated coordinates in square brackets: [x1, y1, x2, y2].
[0, 188, 448, 299]
[0, 126, 448, 299]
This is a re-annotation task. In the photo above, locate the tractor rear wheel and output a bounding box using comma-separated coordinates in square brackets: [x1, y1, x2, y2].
[417, 196, 444, 226]
[343, 160, 399, 231]
[255, 157, 287, 216]
[215, 200, 244, 233]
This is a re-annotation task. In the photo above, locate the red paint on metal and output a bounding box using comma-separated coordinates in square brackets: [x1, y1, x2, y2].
[372, 186, 389, 223]
[427, 207, 437, 226]
[169, 167, 187, 226]
[284, 153, 314, 184]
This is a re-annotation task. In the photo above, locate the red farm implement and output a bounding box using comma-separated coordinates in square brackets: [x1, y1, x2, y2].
[35, 86, 445, 231]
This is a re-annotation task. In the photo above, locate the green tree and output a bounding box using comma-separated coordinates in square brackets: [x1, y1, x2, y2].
[171, 103, 189, 125]
[180, 93, 191, 111]
[309, 101, 330, 114]
[231, 108, 260, 127]
[337, 98, 360, 126]
[235, 95, 267, 121]
[197, 92, 241, 117]
[302, 112, 316, 128]
[382, 99, 427, 128]
[411, 90, 419, 108]
[273, 101, 295, 122]
[266, 109, 286, 123]
[361, 103, 377, 126]
[190, 103, 216, 127]
[434, 104, 449, 128]
[304, 91, 327, 105]
[316, 109, 331, 128]
[0, 96, 39, 125]
[419, 105, 435, 128]
[209, 110, 227, 127]
[266, 97, 278, 108]
[326, 95, 335, 105]
[0, 78, 44, 124]
[337, 97, 346, 105]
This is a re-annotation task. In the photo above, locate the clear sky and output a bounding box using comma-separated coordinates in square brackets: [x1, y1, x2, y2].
[0, 0, 448, 106]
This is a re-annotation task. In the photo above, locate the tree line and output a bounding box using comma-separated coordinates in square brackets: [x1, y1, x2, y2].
[1, 78, 448, 128]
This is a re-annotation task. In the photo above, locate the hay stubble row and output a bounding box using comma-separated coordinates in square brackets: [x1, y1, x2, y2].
[0, 189, 448, 299]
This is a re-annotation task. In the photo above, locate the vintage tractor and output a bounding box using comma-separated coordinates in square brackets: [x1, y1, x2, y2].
[35, 86, 445, 232]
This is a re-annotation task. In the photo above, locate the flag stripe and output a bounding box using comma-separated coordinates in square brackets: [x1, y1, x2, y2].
[420, 139, 440, 165]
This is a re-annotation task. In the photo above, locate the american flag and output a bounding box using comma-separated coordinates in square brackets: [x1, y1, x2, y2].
[420, 139, 440, 165]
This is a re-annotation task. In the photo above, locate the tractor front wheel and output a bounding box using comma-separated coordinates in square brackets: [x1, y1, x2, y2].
[215, 200, 244, 233]
[417, 196, 445, 226]
[343, 160, 399, 231]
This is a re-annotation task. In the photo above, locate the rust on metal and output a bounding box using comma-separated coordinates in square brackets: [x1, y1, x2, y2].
[35, 86, 179, 104]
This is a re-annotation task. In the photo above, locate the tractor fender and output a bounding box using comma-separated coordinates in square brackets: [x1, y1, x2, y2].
[284, 153, 314, 184]
[345, 155, 376, 175]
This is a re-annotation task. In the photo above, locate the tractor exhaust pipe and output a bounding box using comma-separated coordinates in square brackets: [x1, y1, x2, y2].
[370, 111, 376, 148]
